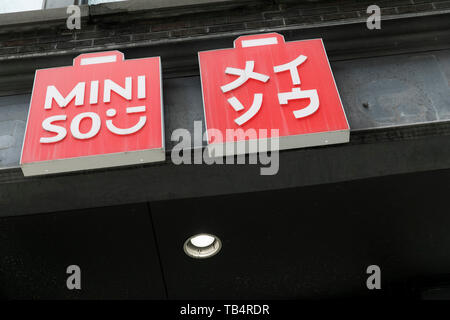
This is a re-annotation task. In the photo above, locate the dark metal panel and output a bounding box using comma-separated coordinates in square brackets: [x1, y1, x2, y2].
[0, 203, 166, 299]
[150, 168, 450, 299]
[2, 49, 450, 168]
[0, 94, 28, 169]
[163, 76, 206, 151]
[334, 52, 450, 129]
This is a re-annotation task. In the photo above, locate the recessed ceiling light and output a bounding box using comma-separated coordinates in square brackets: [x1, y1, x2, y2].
[183, 233, 222, 259]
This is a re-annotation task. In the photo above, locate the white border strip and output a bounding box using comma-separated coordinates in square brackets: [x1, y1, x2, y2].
[80, 55, 117, 65]
[241, 37, 278, 47]
[126, 106, 146, 113]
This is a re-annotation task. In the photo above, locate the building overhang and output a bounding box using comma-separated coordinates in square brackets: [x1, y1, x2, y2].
[0, 6, 449, 217]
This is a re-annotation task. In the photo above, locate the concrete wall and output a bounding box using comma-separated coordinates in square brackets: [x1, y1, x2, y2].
[1, 0, 449, 57]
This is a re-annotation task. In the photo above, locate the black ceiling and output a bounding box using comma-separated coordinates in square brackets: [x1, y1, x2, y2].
[1, 168, 450, 299]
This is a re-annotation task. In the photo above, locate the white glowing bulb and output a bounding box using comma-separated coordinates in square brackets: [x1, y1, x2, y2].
[190, 234, 215, 248]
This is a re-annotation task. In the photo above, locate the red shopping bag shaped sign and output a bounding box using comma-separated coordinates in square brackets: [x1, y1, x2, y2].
[198, 33, 349, 156]
[20, 51, 164, 176]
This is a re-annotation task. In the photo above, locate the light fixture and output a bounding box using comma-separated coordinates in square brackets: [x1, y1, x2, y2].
[183, 233, 222, 259]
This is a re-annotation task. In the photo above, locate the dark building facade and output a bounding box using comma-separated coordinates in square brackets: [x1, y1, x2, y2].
[0, 0, 450, 299]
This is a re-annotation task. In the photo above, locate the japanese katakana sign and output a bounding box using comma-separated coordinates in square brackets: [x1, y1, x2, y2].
[198, 33, 349, 156]
[20, 51, 165, 176]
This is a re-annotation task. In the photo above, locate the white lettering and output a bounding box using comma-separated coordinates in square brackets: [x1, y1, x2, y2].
[40, 115, 67, 143]
[45, 82, 85, 109]
[70, 112, 101, 140]
[104, 77, 132, 103]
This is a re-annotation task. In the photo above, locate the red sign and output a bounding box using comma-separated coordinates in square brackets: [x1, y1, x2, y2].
[20, 51, 164, 176]
[198, 33, 349, 156]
